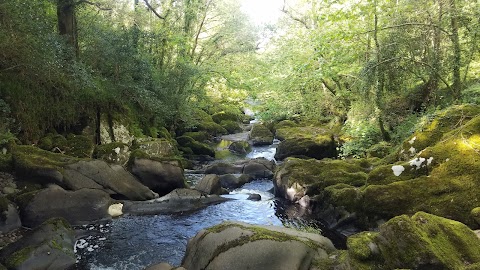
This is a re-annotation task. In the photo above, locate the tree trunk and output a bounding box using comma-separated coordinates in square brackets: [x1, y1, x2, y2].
[373, 4, 391, 142]
[449, 0, 461, 100]
[57, 0, 78, 57]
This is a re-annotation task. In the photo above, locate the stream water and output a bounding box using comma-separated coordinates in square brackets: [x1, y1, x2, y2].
[73, 135, 343, 270]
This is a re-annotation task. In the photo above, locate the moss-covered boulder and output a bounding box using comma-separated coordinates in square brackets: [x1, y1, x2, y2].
[177, 136, 215, 157]
[220, 120, 242, 134]
[0, 217, 75, 270]
[274, 158, 369, 203]
[197, 121, 228, 136]
[183, 131, 210, 142]
[249, 124, 274, 146]
[130, 157, 186, 196]
[16, 185, 112, 227]
[340, 212, 480, 270]
[94, 142, 130, 165]
[12, 145, 157, 201]
[472, 207, 480, 225]
[358, 109, 480, 228]
[275, 137, 337, 161]
[38, 133, 95, 158]
[212, 111, 240, 124]
[228, 141, 251, 155]
[134, 138, 178, 158]
[181, 221, 336, 270]
[366, 142, 392, 158]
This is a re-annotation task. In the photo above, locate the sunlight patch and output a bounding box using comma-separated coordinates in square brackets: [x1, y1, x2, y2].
[392, 165, 405, 176]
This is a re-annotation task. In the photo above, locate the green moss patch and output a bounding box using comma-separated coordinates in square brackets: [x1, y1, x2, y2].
[12, 145, 79, 173]
[176, 136, 215, 157]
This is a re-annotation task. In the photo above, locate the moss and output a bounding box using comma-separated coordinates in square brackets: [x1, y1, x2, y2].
[399, 104, 480, 160]
[274, 120, 298, 130]
[367, 162, 426, 185]
[212, 111, 240, 124]
[249, 124, 273, 142]
[176, 136, 215, 157]
[64, 134, 95, 158]
[157, 127, 173, 140]
[378, 212, 480, 269]
[472, 207, 480, 225]
[275, 136, 336, 160]
[0, 153, 12, 172]
[277, 158, 369, 196]
[366, 142, 392, 158]
[220, 120, 242, 134]
[12, 145, 78, 173]
[275, 125, 332, 141]
[94, 142, 127, 157]
[347, 231, 380, 261]
[4, 246, 36, 269]
[37, 134, 54, 150]
[197, 121, 228, 136]
[323, 184, 360, 212]
[11, 190, 40, 210]
[183, 131, 210, 142]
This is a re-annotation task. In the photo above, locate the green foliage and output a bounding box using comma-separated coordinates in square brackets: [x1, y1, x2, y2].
[462, 83, 480, 105]
[340, 122, 383, 159]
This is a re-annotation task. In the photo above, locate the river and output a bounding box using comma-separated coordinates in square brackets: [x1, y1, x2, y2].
[73, 135, 342, 269]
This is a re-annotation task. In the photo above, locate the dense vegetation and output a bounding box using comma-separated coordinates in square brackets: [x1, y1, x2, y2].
[1, 0, 479, 157]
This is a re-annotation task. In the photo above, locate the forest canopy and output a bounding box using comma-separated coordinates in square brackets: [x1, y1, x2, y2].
[1, 0, 479, 157]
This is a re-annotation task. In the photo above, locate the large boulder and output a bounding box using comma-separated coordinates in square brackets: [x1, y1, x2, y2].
[123, 189, 230, 215]
[195, 174, 227, 195]
[99, 116, 135, 145]
[15, 185, 112, 227]
[130, 158, 186, 196]
[242, 158, 275, 179]
[0, 218, 76, 270]
[274, 125, 338, 161]
[12, 146, 157, 201]
[181, 221, 336, 270]
[134, 138, 178, 158]
[249, 124, 274, 146]
[274, 158, 369, 203]
[176, 136, 215, 157]
[204, 162, 243, 175]
[332, 212, 480, 270]
[38, 133, 95, 158]
[275, 137, 336, 161]
[219, 174, 253, 189]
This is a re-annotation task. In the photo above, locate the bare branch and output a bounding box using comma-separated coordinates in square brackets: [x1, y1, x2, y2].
[142, 0, 165, 20]
[281, 0, 310, 29]
[75, 1, 112, 10]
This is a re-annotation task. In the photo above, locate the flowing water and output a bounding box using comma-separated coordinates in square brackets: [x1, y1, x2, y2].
[74, 134, 342, 270]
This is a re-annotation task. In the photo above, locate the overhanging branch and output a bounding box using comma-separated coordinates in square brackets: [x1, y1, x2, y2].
[143, 0, 165, 20]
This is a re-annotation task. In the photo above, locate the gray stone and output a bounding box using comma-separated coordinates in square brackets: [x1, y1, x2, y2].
[204, 162, 243, 175]
[19, 185, 112, 227]
[0, 218, 75, 270]
[123, 189, 231, 215]
[0, 204, 21, 234]
[247, 194, 261, 201]
[242, 158, 275, 179]
[219, 174, 252, 189]
[130, 158, 185, 196]
[182, 221, 336, 270]
[1, 187, 15, 195]
[195, 174, 227, 195]
[65, 160, 157, 200]
[249, 124, 274, 146]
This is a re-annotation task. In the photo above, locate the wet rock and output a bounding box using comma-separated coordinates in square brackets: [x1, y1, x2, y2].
[100, 117, 135, 145]
[123, 189, 231, 215]
[195, 174, 228, 195]
[219, 174, 253, 189]
[130, 158, 185, 196]
[181, 221, 336, 270]
[16, 185, 112, 227]
[247, 194, 261, 201]
[242, 158, 275, 179]
[0, 218, 75, 270]
[145, 262, 187, 270]
[205, 162, 243, 175]
[13, 146, 157, 201]
[249, 124, 274, 146]
[228, 141, 250, 155]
